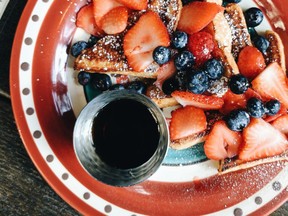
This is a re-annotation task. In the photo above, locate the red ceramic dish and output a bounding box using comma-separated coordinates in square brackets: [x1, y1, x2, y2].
[10, 0, 288, 215]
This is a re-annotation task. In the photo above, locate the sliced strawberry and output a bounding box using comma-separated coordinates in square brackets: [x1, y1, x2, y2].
[154, 60, 176, 89]
[237, 46, 266, 80]
[171, 90, 224, 110]
[99, 6, 128, 34]
[123, 11, 170, 71]
[252, 62, 288, 109]
[204, 120, 242, 160]
[239, 118, 288, 162]
[177, 2, 224, 35]
[264, 104, 287, 123]
[271, 114, 288, 135]
[93, 0, 123, 27]
[187, 32, 215, 66]
[116, 0, 147, 10]
[169, 106, 207, 140]
[76, 4, 104, 36]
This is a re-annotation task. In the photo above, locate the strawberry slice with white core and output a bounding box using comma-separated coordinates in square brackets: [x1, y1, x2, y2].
[116, 0, 148, 10]
[172, 90, 224, 110]
[252, 62, 288, 109]
[239, 118, 288, 162]
[100, 6, 128, 34]
[93, 0, 123, 27]
[272, 114, 288, 135]
[123, 11, 170, 71]
[204, 120, 242, 160]
[177, 2, 224, 35]
[169, 106, 207, 141]
[76, 4, 104, 36]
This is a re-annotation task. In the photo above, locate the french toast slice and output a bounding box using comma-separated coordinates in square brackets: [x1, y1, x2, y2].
[264, 30, 286, 72]
[74, 0, 182, 78]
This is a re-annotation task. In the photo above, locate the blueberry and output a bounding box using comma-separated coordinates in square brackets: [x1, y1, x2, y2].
[71, 41, 88, 57]
[203, 59, 224, 80]
[174, 70, 187, 90]
[153, 46, 171, 65]
[224, 0, 241, 3]
[265, 99, 281, 116]
[126, 81, 146, 94]
[225, 109, 250, 131]
[181, 0, 194, 5]
[246, 97, 265, 118]
[92, 74, 112, 91]
[171, 31, 188, 49]
[186, 70, 209, 94]
[87, 35, 100, 47]
[77, 71, 91, 86]
[162, 77, 180, 95]
[109, 84, 125, 90]
[244, 7, 264, 27]
[174, 51, 195, 71]
[229, 74, 250, 94]
[253, 36, 270, 55]
[248, 27, 259, 41]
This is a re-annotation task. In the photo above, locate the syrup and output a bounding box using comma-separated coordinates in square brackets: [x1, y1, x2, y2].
[92, 99, 160, 169]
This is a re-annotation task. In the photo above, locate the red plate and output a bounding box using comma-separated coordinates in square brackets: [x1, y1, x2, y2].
[10, 0, 288, 215]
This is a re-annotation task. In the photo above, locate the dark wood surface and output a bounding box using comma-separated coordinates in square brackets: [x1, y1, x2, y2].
[0, 1, 287, 215]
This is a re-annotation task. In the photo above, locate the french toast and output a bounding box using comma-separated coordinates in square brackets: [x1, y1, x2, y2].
[74, 0, 182, 78]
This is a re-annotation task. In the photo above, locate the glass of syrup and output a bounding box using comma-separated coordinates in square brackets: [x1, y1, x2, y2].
[73, 90, 169, 187]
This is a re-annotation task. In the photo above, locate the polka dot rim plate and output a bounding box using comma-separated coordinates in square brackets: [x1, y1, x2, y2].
[10, 0, 288, 215]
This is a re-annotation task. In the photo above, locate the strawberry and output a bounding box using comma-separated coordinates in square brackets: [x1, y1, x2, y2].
[93, 0, 123, 27]
[76, 4, 104, 36]
[204, 120, 242, 160]
[123, 11, 170, 71]
[169, 106, 207, 140]
[177, 2, 224, 35]
[271, 114, 288, 135]
[264, 104, 287, 123]
[252, 62, 288, 109]
[237, 46, 266, 80]
[154, 60, 176, 89]
[99, 6, 128, 34]
[187, 32, 215, 66]
[239, 118, 288, 162]
[116, 0, 147, 10]
[171, 90, 224, 110]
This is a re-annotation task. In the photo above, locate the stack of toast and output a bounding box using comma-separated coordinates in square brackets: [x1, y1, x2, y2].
[74, 0, 287, 173]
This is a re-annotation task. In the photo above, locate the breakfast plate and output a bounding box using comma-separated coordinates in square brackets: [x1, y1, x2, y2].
[10, 0, 288, 215]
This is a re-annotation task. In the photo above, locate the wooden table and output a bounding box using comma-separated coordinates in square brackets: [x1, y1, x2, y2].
[0, 1, 287, 215]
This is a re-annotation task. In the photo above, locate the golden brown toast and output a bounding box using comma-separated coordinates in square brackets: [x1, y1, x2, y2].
[74, 0, 182, 78]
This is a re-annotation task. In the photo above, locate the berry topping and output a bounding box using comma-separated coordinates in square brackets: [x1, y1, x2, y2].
[174, 50, 195, 71]
[77, 71, 91, 86]
[123, 11, 170, 71]
[153, 46, 172, 65]
[253, 36, 270, 55]
[109, 84, 125, 90]
[187, 32, 215, 66]
[169, 106, 207, 140]
[203, 58, 224, 80]
[237, 46, 266, 80]
[239, 118, 288, 161]
[251, 62, 288, 109]
[116, 0, 147, 10]
[246, 97, 265, 118]
[76, 4, 104, 36]
[92, 73, 112, 91]
[171, 90, 224, 110]
[71, 41, 88, 57]
[271, 114, 288, 135]
[204, 120, 242, 160]
[265, 99, 281, 116]
[244, 7, 264, 27]
[229, 74, 250, 95]
[177, 2, 224, 34]
[224, 0, 241, 3]
[154, 60, 176, 89]
[186, 70, 209, 94]
[87, 35, 100, 47]
[162, 77, 180, 95]
[99, 6, 128, 34]
[225, 109, 250, 131]
[126, 81, 147, 94]
[171, 31, 188, 49]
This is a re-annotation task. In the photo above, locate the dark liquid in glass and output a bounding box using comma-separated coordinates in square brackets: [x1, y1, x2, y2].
[92, 99, 160, 169]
